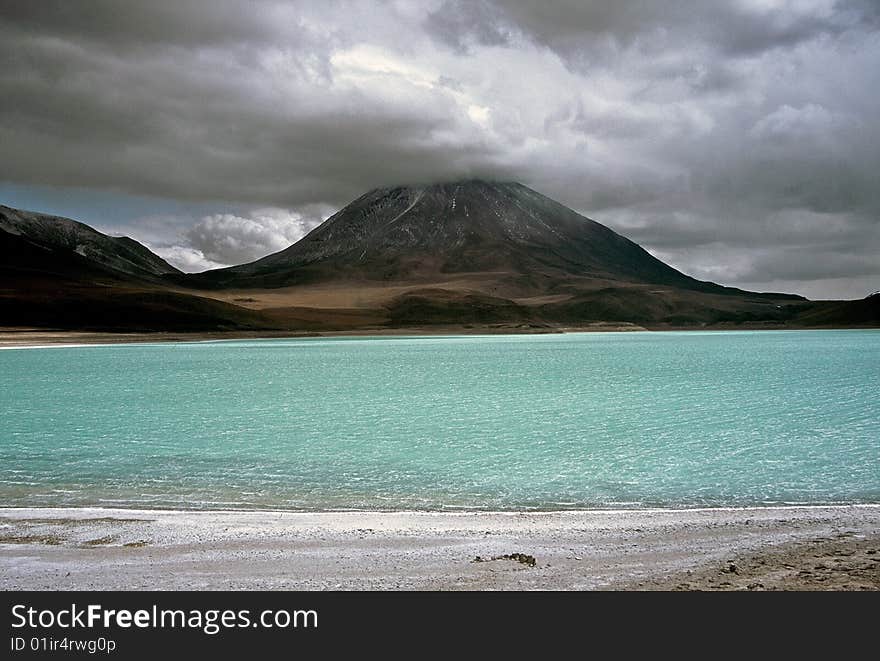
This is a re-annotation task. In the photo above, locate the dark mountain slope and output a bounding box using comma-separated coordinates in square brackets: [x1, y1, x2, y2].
[0, 205, 180, 280]
[791, 293, 880, 327]
[0, 205, 275, 331]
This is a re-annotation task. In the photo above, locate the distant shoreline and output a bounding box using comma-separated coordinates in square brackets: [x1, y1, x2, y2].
[1, 324, 877, 349]
[2, 505, 878, 590]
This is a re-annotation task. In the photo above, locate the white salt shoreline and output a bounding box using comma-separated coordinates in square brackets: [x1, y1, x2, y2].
[2, 326, 873, 350]
[2, 505, 878, 590]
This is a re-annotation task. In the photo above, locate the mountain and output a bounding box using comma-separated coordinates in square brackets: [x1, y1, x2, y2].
[0, 206, 272, 331]
[1, 183, 876, 333]
[193, 181, 771, 298]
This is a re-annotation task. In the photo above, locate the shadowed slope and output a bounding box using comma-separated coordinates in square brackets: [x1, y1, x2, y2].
[0, 205, 180, 280]
[0, 206, 274, 331]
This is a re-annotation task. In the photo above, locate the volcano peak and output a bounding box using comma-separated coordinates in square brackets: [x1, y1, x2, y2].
[203, 179, 707, 292]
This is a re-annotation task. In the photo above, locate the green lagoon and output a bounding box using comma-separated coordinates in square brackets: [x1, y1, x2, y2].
[1, 330, 878, 510]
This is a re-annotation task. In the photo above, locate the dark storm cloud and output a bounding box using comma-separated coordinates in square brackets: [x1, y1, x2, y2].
[424, 1, 512, 53]
[0, 0, 286, 49]
[0, 1, 878, 297]
[0, 1, 510, 205]
[426, 0, 872, 58]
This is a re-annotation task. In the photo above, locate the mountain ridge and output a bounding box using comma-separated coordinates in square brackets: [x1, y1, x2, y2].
[2, 182, 877, 333]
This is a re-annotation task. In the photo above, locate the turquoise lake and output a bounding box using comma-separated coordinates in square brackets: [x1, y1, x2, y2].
[0, 330, 878, 510]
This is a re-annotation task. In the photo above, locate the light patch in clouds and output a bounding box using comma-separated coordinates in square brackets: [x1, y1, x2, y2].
[331, 45, 438, 89]
[103, 205, 334, 272]
[154, 245, 224, 273]
[186, 207, 330, 266]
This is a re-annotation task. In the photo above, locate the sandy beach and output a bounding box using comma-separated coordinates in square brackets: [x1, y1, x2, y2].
[1, 506, 878, 590]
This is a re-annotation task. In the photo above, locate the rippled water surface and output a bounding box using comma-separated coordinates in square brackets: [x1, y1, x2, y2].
[1, 330, 878, 510]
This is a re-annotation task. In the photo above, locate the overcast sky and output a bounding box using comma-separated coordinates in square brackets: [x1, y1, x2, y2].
[1, 0, 878, 299]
